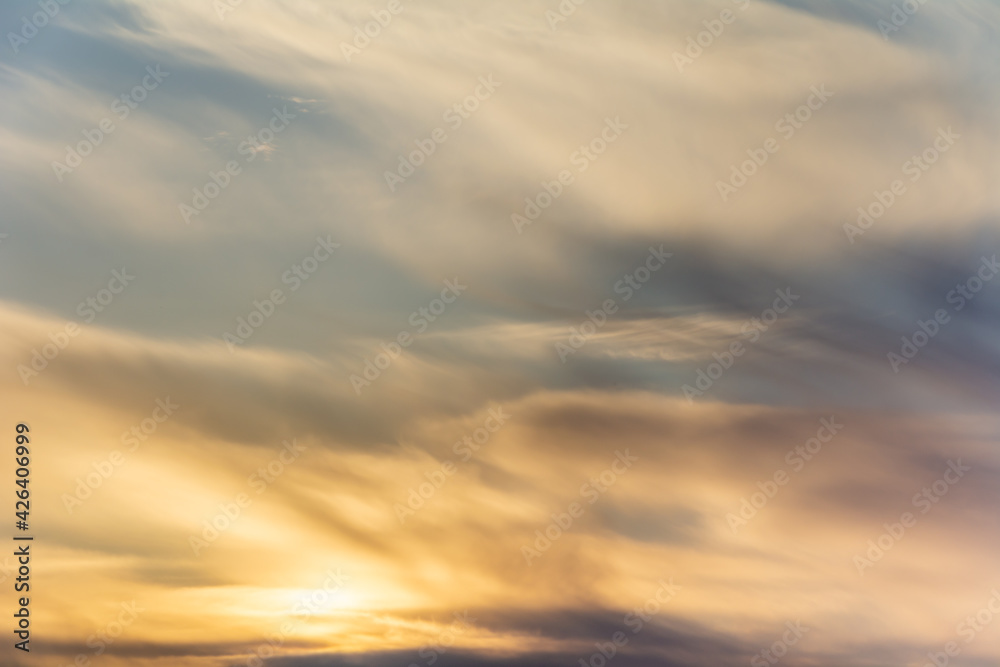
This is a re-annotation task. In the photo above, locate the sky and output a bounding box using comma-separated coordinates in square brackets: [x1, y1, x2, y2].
[2, 0, 1000, 666]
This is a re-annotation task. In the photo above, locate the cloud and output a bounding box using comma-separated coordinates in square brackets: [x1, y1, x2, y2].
[4, 1, 1000, 665]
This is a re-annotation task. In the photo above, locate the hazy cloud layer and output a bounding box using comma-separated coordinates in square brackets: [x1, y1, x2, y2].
[2, 1, 1000, 666]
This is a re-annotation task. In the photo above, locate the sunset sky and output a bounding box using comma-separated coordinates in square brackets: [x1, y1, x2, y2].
[2, 1, 1000, 666]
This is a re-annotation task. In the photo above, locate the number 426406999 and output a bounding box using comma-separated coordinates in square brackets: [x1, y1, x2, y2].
[15, 424, 29, 530]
